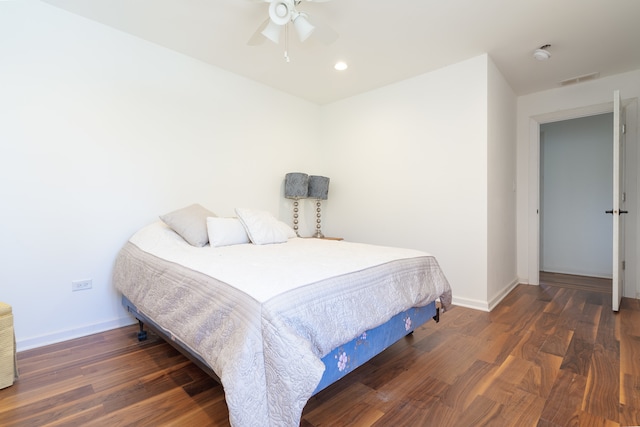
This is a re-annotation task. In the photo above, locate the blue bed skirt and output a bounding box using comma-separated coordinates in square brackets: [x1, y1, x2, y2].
[122, 295, 438, 397]
[313, 301, 438, 394]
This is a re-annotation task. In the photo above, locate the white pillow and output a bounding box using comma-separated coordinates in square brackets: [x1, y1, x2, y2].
[235, 208, 288, 245]
[206, 217, 250, 247]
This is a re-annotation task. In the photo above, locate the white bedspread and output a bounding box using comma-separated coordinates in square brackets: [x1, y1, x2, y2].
[114, 221, 451, 427]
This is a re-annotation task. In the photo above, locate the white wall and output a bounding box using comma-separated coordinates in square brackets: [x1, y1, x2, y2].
[0, 1, 322, 350]
[517, 70, 640, 299]
[487, 58, 518, 308]
[8, 0, 618, 350]
[320, 55, 495, 310]
[540, 114, 613, 277]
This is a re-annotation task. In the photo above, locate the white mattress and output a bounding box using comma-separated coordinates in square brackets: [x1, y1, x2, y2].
[129, 221, 435, 302]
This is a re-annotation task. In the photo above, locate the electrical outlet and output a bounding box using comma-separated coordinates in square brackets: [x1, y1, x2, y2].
[72, 279, 92, 292]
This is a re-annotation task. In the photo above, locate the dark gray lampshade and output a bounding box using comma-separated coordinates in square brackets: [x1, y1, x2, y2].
[284, 172, 309, 199]
[308, 175, 330, 200]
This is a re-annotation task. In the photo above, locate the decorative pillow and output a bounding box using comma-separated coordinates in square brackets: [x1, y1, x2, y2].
[159, 204, 217, 247]
[207, 217, 250, 247]
[235, 208, 288, 245]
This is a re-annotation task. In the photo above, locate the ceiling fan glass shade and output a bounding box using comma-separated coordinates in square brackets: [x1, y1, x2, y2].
[293, 13, 315, 42]
[261, 19, 283, 44]
[269, 0, 293, 25]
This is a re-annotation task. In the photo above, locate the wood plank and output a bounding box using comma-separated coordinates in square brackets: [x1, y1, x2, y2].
[559, 335, 594, 376]
[500, 388, 547, 427]
[619, 295, 640, 426]
[539, 369, 587, 425]
[583, 344, 619, 422]
[519, 351, 563, 398]
[440, 359, 497, 410]
[303, 382, 375, 425]
[540, 326, 574, 357]
[620, 373, 640, 426]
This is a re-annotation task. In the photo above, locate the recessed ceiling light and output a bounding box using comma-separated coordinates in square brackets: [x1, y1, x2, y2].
[334, 61, 348, 71]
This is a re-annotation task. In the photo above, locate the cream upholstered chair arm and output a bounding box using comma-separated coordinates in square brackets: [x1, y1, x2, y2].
[0, 301, 18, 389]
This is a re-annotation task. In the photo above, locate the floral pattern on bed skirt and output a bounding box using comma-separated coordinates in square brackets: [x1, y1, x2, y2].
[313, 303, 437, 394]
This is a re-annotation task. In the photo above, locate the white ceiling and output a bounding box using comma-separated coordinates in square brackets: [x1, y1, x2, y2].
[42, 0, 640, 105]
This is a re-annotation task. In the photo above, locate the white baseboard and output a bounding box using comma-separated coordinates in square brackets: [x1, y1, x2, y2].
[451, 278, 520, 313]
[487, 279, 520, 311]
[17, 316, 137, 352]
[451, 296, 490, 312]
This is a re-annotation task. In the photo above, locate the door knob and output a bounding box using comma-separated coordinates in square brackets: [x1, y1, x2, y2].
[606, 209, 629, 215]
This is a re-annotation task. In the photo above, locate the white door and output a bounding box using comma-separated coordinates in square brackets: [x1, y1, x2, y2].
[612, 90, 625, 311]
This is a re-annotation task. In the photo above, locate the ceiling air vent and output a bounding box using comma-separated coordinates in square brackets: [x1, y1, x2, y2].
[559, 72, 600, 86]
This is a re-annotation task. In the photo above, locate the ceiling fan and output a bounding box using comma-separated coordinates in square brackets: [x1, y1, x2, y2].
[248, 0, 338, 47]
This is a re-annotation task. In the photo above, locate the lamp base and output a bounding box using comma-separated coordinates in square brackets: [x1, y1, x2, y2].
[292, 199, 300, 237]
[313, 199, 324, 238]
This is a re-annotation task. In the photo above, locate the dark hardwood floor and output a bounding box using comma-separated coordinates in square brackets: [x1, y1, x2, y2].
[1, 283, 639, 426]
[540, 271, 612, 294]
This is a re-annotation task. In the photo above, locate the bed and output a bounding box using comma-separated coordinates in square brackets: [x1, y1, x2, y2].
[113, 207, 451, 427]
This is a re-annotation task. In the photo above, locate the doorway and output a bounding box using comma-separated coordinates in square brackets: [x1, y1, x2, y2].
[527, 97, 638, 300]
[539, 113, 613, 293]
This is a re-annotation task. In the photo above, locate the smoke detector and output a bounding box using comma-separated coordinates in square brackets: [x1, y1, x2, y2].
[533, 44, 551, 61]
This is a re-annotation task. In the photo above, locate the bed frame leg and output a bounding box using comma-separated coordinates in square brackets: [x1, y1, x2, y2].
[432, 307, 440, 323]
[137, 320, 148, 341]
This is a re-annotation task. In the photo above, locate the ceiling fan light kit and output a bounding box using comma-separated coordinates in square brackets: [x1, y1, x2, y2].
[269, 0, 293, 25]
[261, 19, 283, 43]
[249, 0, 338, 59]
[292, 12, 315, 42]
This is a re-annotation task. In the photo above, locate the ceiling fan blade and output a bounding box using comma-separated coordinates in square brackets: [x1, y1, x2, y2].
[306, 15, 338, 44]
[247, 18, 270, 45]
